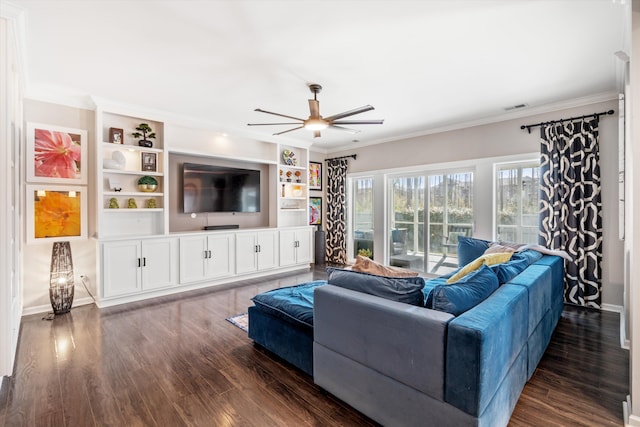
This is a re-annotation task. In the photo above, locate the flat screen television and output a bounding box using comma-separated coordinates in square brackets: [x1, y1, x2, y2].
[183, 162, 260, 213]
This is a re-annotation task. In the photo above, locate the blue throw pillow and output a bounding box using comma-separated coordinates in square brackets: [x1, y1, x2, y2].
[457, 236, 491, 267]
[489, 249, 544, 284]
[430, 265, 499, 316]
[327, 267, 425, 307]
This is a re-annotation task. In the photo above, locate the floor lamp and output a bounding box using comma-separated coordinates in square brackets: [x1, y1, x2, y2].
[49, 241, 74, 315]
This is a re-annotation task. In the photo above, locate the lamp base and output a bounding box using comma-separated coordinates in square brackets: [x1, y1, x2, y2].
[50, 284, 74, 315]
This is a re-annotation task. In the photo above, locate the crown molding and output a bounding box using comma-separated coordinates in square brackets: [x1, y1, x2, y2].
[322, 91, 619, 154]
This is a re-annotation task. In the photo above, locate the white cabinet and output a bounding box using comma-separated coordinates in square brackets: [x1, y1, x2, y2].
[179, 233, 235, 284]
[279, 227, 312, 267]
[236, 230, 278, 274]
[102, 237, 178, 298]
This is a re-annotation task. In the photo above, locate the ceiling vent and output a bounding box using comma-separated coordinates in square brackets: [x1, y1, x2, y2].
[504, 103, 529, 111]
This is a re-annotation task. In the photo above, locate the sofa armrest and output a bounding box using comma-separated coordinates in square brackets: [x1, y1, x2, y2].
[314, 284, 454, 400]
[445, 284, 529, 416]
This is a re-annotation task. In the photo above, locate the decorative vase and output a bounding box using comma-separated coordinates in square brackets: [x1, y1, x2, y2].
[138, 184, 157, 192]
[138, 140, 153, 148]
[49, 241, 74, 315]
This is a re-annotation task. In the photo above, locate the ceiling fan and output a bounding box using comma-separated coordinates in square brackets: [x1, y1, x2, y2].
[247, 83, 384, 138]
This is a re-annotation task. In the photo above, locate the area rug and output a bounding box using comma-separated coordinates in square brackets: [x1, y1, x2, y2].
[226, 313, 249, 332]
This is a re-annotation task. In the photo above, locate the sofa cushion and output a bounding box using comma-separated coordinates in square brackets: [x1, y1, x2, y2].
[352, 255, 419, 277]
[490, 249, 544, 285]
[446, 252, 513, 284]
[430, 265, 499, 316]
[251, 280, 327, 328]
[457, 236, 491, 267]
[327, 268, 425, 307]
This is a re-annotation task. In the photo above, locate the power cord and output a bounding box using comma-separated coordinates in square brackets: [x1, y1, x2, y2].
[80, 274, 96, 303]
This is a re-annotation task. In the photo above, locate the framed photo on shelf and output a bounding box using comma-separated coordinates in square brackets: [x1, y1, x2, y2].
[309, 197, 322, 225]
[141, 152, 157, 172]
[309, 161, 322, 190]
[26, 122, 88, 184]
[109, 127, 124, 144]
[26, 184, 87, 244]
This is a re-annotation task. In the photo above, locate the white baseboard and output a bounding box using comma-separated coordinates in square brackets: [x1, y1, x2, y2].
[624, 395, 640, 426]
[22, 297, 95, 317]
[601, 303, 623, 313]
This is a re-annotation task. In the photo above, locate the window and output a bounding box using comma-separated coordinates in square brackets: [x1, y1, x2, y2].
[352, 177, 374, 259]
[495, 162, 540, 244]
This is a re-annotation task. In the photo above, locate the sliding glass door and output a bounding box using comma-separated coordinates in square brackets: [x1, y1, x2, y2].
[388, 171, 473, 274]
[428, 172, 473, 274]
[388, 176, 425, 270]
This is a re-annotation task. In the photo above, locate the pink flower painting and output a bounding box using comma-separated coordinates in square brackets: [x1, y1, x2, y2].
[33, 128, 82, 179]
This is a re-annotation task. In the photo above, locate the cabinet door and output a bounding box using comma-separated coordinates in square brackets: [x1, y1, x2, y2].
[279, 229, 297, 267]
[207, 233, 235, 279]
[179, 236, 208, 284]
[295, 228, 312, 265]
[103, 240, 141, 297]
[141, 238, 178, 290]
[236, 233, 258, 275]
[257, 230, 278, 270]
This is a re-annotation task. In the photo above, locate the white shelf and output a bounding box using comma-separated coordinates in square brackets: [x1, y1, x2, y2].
[104, 191, 164, 197]
[280, 208, 306, 212]
[102, 142, 163, 153]
[102, 169, 164, 177]
[281, 197, 307, 200]
[103, 208, 164, 213]
[279, 164, 306, 171]
[280, 181, 307, 186]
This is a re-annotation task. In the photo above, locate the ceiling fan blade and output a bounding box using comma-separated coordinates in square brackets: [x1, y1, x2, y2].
[308, 99, 320, 118]
[314, 131, 321, 138]
[324, 105, 375, 122]
[332, 119, 385, 125]
[247, 122, 302, 126]
[254, 108, 305, 122]
[329, 125, 361, 134]
[273, 125, 305, 136]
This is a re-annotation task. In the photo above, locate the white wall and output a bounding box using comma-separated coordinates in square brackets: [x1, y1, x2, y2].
[330, 99, 624, 307]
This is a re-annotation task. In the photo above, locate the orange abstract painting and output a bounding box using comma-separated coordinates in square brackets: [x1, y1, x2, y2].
[33, 190, 81, 238]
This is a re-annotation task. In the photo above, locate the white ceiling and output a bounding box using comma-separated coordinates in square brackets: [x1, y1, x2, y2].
[9, 0, 626, 152]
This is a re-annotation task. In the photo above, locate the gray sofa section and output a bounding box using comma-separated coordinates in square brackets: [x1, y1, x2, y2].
[313, 255, 564, 427]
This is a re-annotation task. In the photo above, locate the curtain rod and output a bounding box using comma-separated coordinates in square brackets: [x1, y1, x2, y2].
[325, 154, 357, 162]
[520, 109, 614, 134]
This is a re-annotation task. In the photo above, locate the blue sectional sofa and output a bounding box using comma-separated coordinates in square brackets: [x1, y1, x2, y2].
[248, 243, 564, 426]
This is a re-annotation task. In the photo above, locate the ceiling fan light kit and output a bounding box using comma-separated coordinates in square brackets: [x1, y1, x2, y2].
[248, 83, 384, 138]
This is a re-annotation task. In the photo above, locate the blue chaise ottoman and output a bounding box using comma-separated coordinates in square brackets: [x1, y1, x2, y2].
[248, 280, 327, 375]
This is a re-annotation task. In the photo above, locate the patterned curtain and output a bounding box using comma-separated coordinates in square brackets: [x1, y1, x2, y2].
[325, 158, 349, 264]
[539, 118, 602, 308]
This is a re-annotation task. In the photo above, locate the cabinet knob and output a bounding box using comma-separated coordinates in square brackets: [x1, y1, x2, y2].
[138, 258, 141, 267]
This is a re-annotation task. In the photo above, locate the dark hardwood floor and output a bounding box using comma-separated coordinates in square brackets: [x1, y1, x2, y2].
[0, 266, 628, 426]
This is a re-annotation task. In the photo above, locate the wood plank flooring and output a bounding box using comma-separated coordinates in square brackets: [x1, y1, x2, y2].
[0, 266, 629, 426]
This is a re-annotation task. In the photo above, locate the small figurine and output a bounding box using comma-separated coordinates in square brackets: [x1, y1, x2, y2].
[294, 170, 302, 183]
[286, 170, 292, 182]
[146, 199, 157, 209]
[109, 198, 119, 209]
[127, 198, 137, 209]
